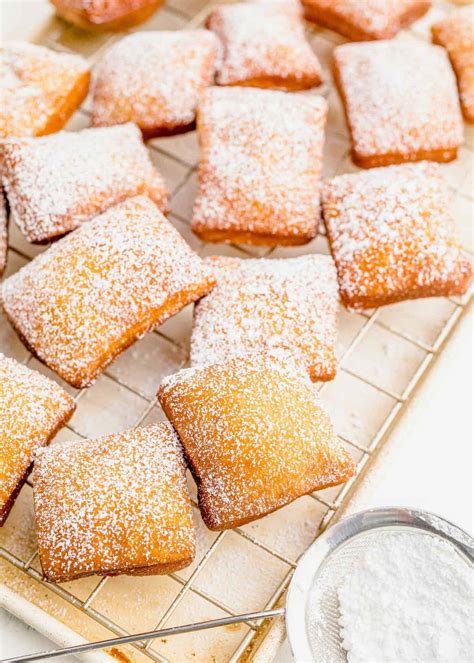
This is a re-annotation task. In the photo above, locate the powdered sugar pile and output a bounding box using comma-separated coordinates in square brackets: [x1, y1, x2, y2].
[33, 423, 195, 581]
[0, 41, 89, 138]
[91, 31, 219, 134]
[191, 255, 339, 381]
[1, 196, 215, 387]
[192, 86, 327, 244]
[207, 0, 322, 88]
[334, 40, 463, 161]
[336, 531, 473, 662]
[2, 123, 168, 243]
[322, 162, 472, 309]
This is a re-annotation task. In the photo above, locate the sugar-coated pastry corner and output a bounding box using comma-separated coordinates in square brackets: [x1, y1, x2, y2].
[158, 351, 355, 531]
[432, 6, 474, 124]
[33, 423, 195, 581]
[302, 0, 431, 41]
[0, 41, 90, 139]
[0, 354, 75, 526]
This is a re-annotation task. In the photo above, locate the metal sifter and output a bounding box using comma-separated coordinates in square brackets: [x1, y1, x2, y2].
[4, 507, 473, 663]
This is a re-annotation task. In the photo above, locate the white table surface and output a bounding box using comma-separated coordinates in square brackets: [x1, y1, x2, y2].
[0, 1, 472, 660]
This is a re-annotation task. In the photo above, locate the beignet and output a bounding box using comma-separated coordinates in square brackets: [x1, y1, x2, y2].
[192, 86, 327, 246]
[33, 423, 195, 582]
[302, 0, 431, 41]
[321, 162, 472, 311]
[158, 352, 355, 531]
[191, 255, 339, 381]
[432, 7, 474, 123]
[1, 124, 168, 244]
[50, 0, 163, 31]
[0, 191, 7, 276]
[0, 41, 90, 139]
[91, 31, 219, 137]
[207, 0, 322, 91]
[333, 40, 463, 168]
[1, 196, 215, 388]
[0, 354, 75, 526]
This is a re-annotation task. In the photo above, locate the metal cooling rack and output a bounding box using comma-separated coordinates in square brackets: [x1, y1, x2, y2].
[0, 1, 472, 661]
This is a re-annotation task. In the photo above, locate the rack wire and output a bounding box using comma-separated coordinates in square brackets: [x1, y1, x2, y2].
[1, 1, 472, 661]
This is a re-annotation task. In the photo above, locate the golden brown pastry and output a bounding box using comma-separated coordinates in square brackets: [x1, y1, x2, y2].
[0, 191, 7, 276]
[91, 31, 219, 137]
[1, 196, 215, 388]
[302, 0, 431, 41]
[0, 41, 90, 139]
[158, 352, 355, 531]
[0, 354, 75, 526]
[192, 86, 327, 246]
[322, 162, 472, 311]
[191, 255, 339, 381]
[333, 40, 463, 168]
[207, 0, 322, 91]
[33, 423, 195, 582]
[50, 0, 163, 31]
[432, 7, 474, 123]
[1, 123, 168, 244]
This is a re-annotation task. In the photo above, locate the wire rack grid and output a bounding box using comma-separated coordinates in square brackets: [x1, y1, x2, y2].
[0, 1, 473, 661]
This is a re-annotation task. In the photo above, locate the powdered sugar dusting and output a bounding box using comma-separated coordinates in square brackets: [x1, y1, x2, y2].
[0, 41, 89, 138]
[1, 196, 215, 388]
[91, 31, 219, 135]
[432, 7, 474, 123]
[53, 0, 157, 24]
[192, 86, 327, 245]
[322, 162, 472, 310]
[0, 354, 75, 524]
[0, 191, 6, 275]
[33, 423, 195, 581]
[336, 532, 472, 662]
[2, 124, 168, 243]
[334, 40, 463, 164]
[207, 0, 322, 89]
[159, 351, 355, 531]
[191, 255, 339, 381]
[303, 0, 431, 40]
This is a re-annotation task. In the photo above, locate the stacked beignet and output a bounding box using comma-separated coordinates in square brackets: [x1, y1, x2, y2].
[50, 0, 164, 31]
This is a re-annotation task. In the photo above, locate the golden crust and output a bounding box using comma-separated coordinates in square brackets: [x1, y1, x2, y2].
[1, 196, 215, 388]
[158, 352, 355, 531]
[0, 354, 75, 526]
[91, 31, 219, 137]
[432, 7, 474, 124]
[0, 191, 7, 276]
[321, 162, 472, 311]
[33, 423, 195, 582]
[1, 124, 169, 244]
[51, 0, 163, 31]
[303, 0, 431, 40]
[192, 86, 327, 247]
[0, 41, 90, 139]
[333, 40, 463, 169]
[190, 255, 339, 382]
[206, 0, 322, 91]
